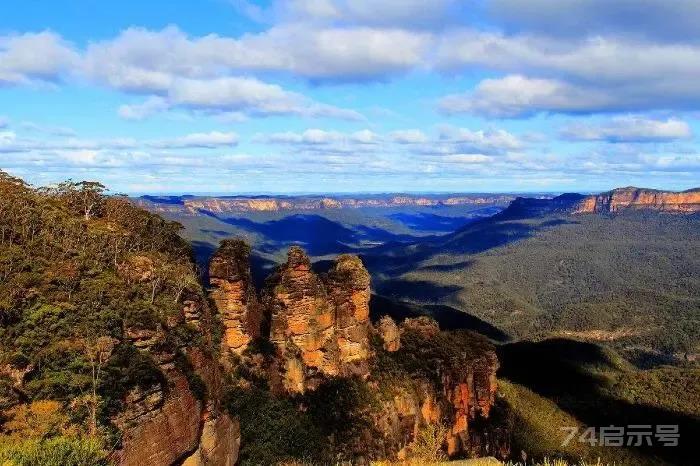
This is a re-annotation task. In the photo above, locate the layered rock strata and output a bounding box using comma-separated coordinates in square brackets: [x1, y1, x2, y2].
[574, 187, 700, 213]
[116, 289, 239, 466]
[208, 240, 263, 358]
[263, 247, 372, 392]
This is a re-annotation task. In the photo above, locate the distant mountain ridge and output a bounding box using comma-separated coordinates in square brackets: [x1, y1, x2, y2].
[574, 186, 700, 213]
[135, 193, 518, 215]
[497, 187, 700, 219]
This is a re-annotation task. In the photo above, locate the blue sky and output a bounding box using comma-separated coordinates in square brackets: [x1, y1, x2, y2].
[1, 0, 699, 194]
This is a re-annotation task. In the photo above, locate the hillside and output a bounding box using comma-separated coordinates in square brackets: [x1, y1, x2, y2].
[370, 195, 700, 361]
[0, 172, 237, 465]
[0, 172, 508, 465]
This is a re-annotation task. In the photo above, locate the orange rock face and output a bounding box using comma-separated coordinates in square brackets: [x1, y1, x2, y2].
[267, 247, 339, 385]
[574, 187, 700, 214]
[326, 254, 372, 375]
[264, 247, 372, 392]
[377, 315, 401, 352]
[209, 240, 262, 356]
[370, 317, 502, 459]
[117, 373, 202, 466]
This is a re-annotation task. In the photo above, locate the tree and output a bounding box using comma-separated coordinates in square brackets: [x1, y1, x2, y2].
[55, 180, 107, 221]
[77, 336, 116, 438]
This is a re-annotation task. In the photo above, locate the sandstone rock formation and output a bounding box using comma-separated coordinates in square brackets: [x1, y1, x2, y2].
[370, 317, 503, 459]
[574, 187, 700, 214]
[326, 254, 372, 375]
[377, 315, 400, 352]
[116, 293, 240, 466]
[266, 246, 340, 390]
[209, 240, 263, 357]
[264, 247, 372, 392]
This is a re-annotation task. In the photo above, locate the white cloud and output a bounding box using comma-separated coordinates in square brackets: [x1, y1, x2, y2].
[115, 76, 362, 120]
[438, 126, 523, 152]
[0, 117, 7, 129]
[436, 29, 700, 116]
[438, 75, 614, 118]
[150, 131, 239, 148]
[561, 116, 693, 143]
[118, 97, 170, 120]
[0, 31, 78, 86]
[443, 154, 494, 164]
[279, 0, 462, 30]
[390, 129, 428, 144]
[83, 24, 431, 86]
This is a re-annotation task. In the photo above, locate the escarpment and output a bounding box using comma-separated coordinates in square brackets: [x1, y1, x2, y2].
[574, 187, 700, 213]
[370, 317, 505, 459]
[116, 291, 239, 466]
[207, 240, 507, 461]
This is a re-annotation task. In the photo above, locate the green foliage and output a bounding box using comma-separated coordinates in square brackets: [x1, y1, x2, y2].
[0, 171, 204, 446]
[0, 436, 107, 466]
[224, 374, 381, 465]
[224, 385, 327, 465]
[379, 212, 700, 357]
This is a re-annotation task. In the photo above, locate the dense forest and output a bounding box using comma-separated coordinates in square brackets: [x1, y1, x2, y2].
[0, 171, 206, 463]
[374, 211, 700, 361]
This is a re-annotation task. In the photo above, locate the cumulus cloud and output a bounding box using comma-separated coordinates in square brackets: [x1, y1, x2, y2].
[0, 117, 8, 129]
[489, 0, 700, 42]
[83, 24, 430, 85]
[436, 29, 700, 116]
[118, 97, 170, 120]
[115, 77, 362, 120]
[561, 117, 693, 143]
[438, 75, 613, 118]
[278, 0, 462, 30]
[0, 31, 78, 86]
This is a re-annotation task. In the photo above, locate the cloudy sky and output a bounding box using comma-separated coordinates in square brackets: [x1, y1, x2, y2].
[1, 0, 699, 193]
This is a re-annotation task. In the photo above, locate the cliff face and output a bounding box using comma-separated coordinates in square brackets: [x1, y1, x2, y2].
[264, 247, 371, 392]
[116, 292, 239, 466]
[208, 241, 506, 461]
[208, 240, 263, 359]
[574, 187, 700, 214]
[370, 317, 506, 459]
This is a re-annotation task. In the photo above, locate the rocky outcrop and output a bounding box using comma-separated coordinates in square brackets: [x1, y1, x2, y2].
[326, 254, 372, 376]
[264, 247, 372, 392]
[209, 240, 263, 357]
[370, 317, 504, 460]
[377, 315, 400, 352]
[116, 291, 240, 466]
[574, 187, 700, 214]
[117, 373, 202, 466]
[266, 246, 340, 390]
[182, 412, 240, 466]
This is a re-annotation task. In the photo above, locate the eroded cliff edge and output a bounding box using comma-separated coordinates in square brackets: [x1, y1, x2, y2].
[210, 242, 509, 463]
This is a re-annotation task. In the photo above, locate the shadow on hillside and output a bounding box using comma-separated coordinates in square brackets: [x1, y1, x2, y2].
[191, 240, 216, 279]
[375, 279, 462, 301]
[498, 339, 699, 465]
[204, 213, 419, 256]
[370, 295, 509, 342]
[389, 211, 496, 232]
[419, 260, 475, 272]
[362, 219, 539, 278]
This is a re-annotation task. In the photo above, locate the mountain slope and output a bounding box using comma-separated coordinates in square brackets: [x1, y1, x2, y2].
[370, 193, 700, 359]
